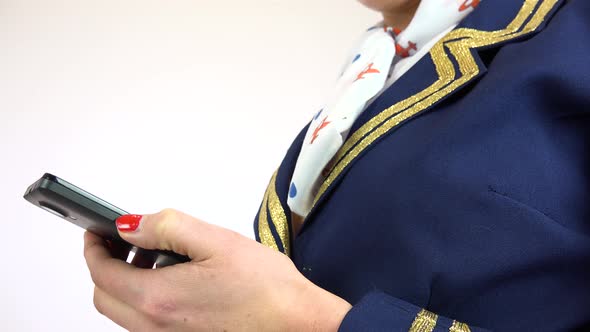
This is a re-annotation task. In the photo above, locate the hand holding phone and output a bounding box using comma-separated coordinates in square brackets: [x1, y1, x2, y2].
[24, 173, 190, 267]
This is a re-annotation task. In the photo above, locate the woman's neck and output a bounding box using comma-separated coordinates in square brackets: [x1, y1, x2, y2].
[382, 1, 420, 30]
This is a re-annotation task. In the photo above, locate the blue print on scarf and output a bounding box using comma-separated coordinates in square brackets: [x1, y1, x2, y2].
[313, 109, 323, 121]
[289, 182, 298, 198]
[352, 54, 361, 63]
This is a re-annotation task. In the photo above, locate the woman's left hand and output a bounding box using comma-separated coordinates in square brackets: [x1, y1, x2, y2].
[83, 208, 352, 332]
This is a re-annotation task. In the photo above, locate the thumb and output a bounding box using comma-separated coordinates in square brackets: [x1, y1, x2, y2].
[115, 209, 220, 262]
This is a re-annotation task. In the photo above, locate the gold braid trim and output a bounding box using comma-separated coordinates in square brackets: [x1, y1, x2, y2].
[450, 320, 472, 332]
[256, 170, 290, 255]
[267, 171, 290, 256]
[409, 309, 438, 332]
[257, 176, 279, 252]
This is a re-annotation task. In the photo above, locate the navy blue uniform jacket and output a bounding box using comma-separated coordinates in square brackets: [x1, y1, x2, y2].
[254, 0, 590, 331]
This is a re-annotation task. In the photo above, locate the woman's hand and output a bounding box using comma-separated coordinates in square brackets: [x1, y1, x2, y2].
[83, 209, 352, 331]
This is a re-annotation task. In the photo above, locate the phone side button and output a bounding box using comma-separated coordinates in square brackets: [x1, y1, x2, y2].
[39, 202, 68, 218]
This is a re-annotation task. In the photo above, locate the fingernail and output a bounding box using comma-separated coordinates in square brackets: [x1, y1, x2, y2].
[116, 214, 142, 232]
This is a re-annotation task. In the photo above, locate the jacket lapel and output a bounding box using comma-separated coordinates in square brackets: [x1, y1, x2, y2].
[297, 0, 564, 236]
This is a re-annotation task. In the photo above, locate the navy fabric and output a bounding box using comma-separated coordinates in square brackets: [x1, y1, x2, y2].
[255, 0, 590, 330]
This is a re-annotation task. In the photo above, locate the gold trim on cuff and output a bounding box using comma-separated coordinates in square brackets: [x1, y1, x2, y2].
[450, 320, 472, 332]
[409, 309, 438, 332]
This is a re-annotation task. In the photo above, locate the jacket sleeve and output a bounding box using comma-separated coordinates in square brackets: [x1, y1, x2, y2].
[338, 291, 490, 332]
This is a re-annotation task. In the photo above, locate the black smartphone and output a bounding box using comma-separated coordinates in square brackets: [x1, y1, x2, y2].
[24, 173, 190, 267]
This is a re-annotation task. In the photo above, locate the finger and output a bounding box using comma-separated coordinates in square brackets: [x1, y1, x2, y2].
[105, 239, 132, 261]
[115, 209, 233, 262]
[84, 232, 150, 307]
[93, 286, 150, 332]
[131, 248, 158, 269]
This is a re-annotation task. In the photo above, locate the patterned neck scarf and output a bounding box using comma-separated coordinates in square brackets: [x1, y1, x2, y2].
[288, 0, 480, 218]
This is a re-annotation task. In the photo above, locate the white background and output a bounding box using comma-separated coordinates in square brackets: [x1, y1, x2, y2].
[0, 0, 378, 330]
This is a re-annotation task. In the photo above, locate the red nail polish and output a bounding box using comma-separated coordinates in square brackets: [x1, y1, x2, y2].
[116, 214, 142, 232]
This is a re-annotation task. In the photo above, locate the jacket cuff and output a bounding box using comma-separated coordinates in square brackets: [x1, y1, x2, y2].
[338, 291, 490, 332]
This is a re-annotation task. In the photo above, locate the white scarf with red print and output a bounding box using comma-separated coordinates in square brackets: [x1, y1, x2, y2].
[288, 0, 480, 218]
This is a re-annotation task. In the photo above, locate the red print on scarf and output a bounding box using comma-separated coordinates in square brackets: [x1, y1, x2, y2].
[383, 26, 402, 36]
[354, 63, 381, 82]
[396, 41, 417, 58]
[459, 0, 480, 12]
[311, 116, 331, 144]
